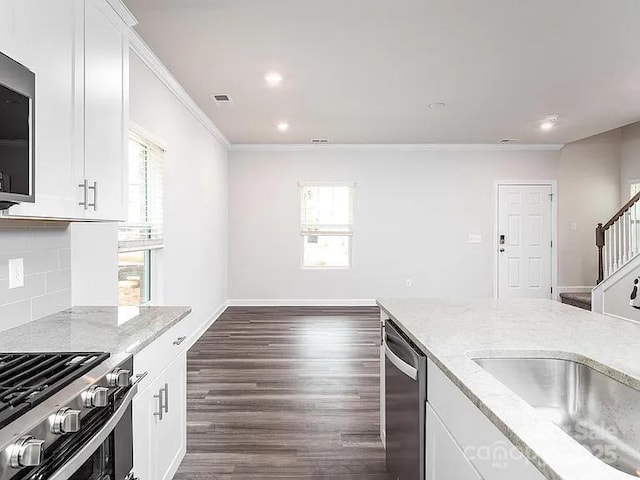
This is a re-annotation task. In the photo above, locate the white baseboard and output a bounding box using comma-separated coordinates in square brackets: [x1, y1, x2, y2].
[184, 300, 228, 350]
[557, 286, 594, 294]
[227, 298, 377, 307]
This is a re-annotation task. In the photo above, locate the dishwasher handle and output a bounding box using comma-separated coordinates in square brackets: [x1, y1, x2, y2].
[384, 341, 418, 381]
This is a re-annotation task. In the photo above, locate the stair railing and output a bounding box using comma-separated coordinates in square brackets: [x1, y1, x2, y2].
[596, 191, 640, 283]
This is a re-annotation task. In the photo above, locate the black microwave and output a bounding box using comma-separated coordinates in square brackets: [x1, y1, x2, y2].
[0, 51, 35, 210]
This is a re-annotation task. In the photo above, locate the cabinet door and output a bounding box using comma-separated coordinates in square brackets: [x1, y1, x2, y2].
[0, 2, 18, 65]
[133, 350, 188, 479]
[132, 380, 157, 480]
[380, 313, 386, 447]
[155, 353, 188, 480]
[426, 404, 483, 480]
[5, 0, 85, 220]
[83, 0, 127, 221]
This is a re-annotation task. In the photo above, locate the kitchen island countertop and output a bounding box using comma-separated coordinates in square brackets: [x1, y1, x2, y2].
[377, 298, 640, 480]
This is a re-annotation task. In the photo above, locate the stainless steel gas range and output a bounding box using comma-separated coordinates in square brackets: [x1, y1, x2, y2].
[0, 352, 145, 480]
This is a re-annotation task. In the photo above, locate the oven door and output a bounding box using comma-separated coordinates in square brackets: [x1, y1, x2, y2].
[21, 384, 138, 480]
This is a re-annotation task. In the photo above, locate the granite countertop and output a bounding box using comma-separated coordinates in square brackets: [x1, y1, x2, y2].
[0, 306, 192, 362]
[377, 298, 640, 480]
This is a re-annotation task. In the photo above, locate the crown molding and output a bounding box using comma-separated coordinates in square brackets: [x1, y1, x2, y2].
[127, 27, 231, 150]
[105, 0, 139, 27]
[230, 143, 565, 152]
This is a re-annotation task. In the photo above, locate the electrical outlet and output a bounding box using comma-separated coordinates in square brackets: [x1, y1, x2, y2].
[8, 258, 24, 289]
[405, 279, 413, 288]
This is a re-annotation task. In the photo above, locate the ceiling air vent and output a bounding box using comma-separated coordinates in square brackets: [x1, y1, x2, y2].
[311, 139, 329, 144]
[211, 94, 233, 105]
[499, 138, 520, 144]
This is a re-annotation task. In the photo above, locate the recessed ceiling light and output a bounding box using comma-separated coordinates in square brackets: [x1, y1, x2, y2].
[429, 102, 446, 109]
[540, 115, 559, 131]
[277, 122, 289, 132]
[264, 72, 283, 87]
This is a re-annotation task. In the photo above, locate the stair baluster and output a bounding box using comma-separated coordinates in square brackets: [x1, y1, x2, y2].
[596, 191, 640, 284]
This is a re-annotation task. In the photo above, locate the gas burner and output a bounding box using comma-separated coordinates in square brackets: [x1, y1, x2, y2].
[0, 353, 109, 429]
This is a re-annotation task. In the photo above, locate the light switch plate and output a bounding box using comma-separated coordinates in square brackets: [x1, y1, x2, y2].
[468, 234, 483, 244]
[8, 258, 24, 289]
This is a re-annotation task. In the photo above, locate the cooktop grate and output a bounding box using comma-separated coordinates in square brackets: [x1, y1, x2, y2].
[0, 352, 110, 429]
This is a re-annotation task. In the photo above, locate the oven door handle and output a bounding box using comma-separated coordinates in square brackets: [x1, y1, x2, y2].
[47, 382, 140, 480]
[384, 342, 418, 381]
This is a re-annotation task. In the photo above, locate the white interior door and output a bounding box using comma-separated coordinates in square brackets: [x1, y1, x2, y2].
[497, 184, 553, 299]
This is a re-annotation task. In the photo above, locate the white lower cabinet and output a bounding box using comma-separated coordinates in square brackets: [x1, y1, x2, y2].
[426, 403, 483, 480]
[426, 359, 545, 480]
[379, 313, 386, 447]
[133, 352, 187, 480]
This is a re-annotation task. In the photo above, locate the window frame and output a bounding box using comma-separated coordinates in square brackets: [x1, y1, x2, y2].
[118, 124, 165, 306]
[299, 182, 355, 270]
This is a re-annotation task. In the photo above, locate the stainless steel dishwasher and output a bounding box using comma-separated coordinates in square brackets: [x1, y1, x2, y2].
[384, 318, 426, 480]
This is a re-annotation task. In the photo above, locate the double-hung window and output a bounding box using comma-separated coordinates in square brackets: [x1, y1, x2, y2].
[300, 182, 355, 268]
[118, 128, 164, 305]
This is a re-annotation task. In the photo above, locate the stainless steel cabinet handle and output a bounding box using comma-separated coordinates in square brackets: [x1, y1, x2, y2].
[132, 371, 148, 386]
[78, 180, 88, 209]
[173, 336, 187, 346]
[153, 386, 165, 421]
[163, 382, 169, 414]
[88, 181, 97, 211]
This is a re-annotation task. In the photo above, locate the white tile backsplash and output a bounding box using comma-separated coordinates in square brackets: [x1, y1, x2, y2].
[46, 269, 71, 293]
[0, 300, 31, 331]
[0, 221, 72, 331]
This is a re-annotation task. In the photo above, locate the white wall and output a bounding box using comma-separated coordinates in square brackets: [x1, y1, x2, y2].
[73, 52, 228, 332]
[621, 122, 640, 201]
[228, 147, 560, 301]
[557, 129, 621, 289]
[129, 53, 228, 319]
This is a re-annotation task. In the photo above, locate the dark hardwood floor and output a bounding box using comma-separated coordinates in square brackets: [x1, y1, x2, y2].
[174, 306, 392, 480]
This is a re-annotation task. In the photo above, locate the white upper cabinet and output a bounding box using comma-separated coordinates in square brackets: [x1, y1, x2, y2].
[0, 0, 84, 220]
[82, 0, 128, 221]
[1, 0, 129, 221]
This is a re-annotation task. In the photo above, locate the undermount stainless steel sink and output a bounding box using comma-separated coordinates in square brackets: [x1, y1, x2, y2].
[473, 357, 640, 477]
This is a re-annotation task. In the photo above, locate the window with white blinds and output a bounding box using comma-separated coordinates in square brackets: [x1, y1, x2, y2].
[300, 182, 355, 268]
[118, 130, 164, 252]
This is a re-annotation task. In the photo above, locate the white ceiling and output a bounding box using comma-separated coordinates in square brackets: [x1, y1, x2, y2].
[124, 0, 640, 145]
